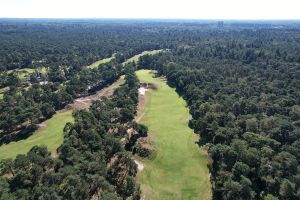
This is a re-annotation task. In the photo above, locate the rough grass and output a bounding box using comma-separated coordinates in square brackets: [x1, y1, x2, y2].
[123, 50, 163, 65]
[89, 56, 115, 69]
[136, 70, 211, 200]
[8, 67, 47, 80]
[0, 111, 73, 159]
[90, 49, 162, 68]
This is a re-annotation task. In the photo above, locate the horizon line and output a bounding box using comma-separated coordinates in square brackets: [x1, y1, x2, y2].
[1, 17, 300, 21]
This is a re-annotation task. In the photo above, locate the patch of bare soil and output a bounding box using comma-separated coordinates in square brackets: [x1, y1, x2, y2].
[135, 92, 147, 122]
[134, 160, 144, 171]
[37, 121, 48, 129]
[49, 79, 124, 158]
[134, 83, 157, 161]
[51, 151, 59, 158]
[68, 78, 125, 111]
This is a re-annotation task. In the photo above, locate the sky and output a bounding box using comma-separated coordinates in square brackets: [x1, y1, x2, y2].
[0, 0, 299, 19]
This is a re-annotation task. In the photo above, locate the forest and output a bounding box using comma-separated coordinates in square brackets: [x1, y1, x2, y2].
[0, 19, 300, 199]
[137, 27, 300, 199]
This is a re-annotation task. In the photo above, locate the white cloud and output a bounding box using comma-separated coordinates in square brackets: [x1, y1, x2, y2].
[0, 0, 299, 19]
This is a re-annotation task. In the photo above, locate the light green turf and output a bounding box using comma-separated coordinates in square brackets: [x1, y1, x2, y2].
[0, 111, 73, 159]
[8, 67, 47, 80]
[90, 50, 163, 68]
[89, 56, 115, 69]
[136, 70, 211, 200]
[123, 49, 163, 65]
[0, 87, 9, 99]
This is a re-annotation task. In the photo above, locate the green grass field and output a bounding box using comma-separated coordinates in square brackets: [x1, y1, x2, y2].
[136, 70, 211, 200]
[89, 56, 115, 69]
[0, 111, 73, 159]
[123, 50, 163, 65]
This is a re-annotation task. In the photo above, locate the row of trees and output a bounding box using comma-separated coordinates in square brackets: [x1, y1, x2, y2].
[0, 65, 147, 199]
[0, 21, 167, 71]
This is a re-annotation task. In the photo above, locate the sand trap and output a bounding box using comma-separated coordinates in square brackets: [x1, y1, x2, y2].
[138, 87, 148, 96]
[134, 160, 144, 171]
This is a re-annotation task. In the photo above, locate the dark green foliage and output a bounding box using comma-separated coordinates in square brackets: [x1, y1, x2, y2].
[0, 69, 141, 199]
[1, 20, 300, 199]
[137, 25, 300, 199]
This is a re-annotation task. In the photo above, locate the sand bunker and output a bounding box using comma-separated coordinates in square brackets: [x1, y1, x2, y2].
[134, 160, 145, 171]
[138, 87, 148, 95]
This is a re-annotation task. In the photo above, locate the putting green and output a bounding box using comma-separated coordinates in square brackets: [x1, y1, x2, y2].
[136, 70, 211, 200]
[0, 111, 73, 159]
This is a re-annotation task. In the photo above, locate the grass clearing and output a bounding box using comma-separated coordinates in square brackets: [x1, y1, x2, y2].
[123, 49, 163, 65]
[90, 49, 163, 68]
[89, 56, 115, 69]
[136, 70, 211, 200]
[8, 67, 47, 80]
[0, 111, 73, 159]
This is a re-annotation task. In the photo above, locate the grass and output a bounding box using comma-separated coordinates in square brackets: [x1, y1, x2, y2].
[89, 56, 115, 69]
[123, 50, 163, 65]
[8, 67, 47, 80]
[89, 50, 163, 68]
[0, 87, 9, 99]
[136, 70, 211, 200]
[0, 111, 73, 159]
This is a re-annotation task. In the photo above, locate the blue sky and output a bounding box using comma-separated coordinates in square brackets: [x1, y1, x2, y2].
[0, 0, 299, 19]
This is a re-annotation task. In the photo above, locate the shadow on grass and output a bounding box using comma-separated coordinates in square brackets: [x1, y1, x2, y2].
[0, 125, 38, 145]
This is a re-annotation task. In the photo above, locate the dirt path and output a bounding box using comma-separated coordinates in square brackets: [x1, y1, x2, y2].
[135, 86, 148, 122]
[67, 77, 124, 111]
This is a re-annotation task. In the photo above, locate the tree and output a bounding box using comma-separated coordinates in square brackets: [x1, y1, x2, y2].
[40, 103, 55, 119]
[264, 194, 279, 200]
[0, 159, 15, 176]
[279, 179, 295, 199]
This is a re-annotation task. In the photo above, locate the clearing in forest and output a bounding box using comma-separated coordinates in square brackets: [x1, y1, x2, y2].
[0, 76, 125, 159]
[0, 111, 73, 159]
[135, 70, 211, 200]
[89, 49, 162, 68]
[8, 67, 47, 80]
[88, 55, 115, 69]
[123, 50, 163, 65]
[0, 51, 159, 159]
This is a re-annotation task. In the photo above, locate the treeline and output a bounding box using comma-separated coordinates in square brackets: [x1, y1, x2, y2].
[138, 31, 300, 200]
[6, 20, 300, 71]
[0, 66, 147, 199]
[0, 21, 165, 71]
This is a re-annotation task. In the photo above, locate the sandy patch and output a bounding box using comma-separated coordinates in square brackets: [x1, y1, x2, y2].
[135, 92, 147, 122]
[51, 151, 58, 158]
[134, 160, 144, 171]
[139, 87, 148, 95]
[68, 78, 124, 110]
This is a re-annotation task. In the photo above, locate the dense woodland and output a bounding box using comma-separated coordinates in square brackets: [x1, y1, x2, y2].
[138, 27, 300, 199]
[0, 65, 148, 199]
[0, 20, 300, 199]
